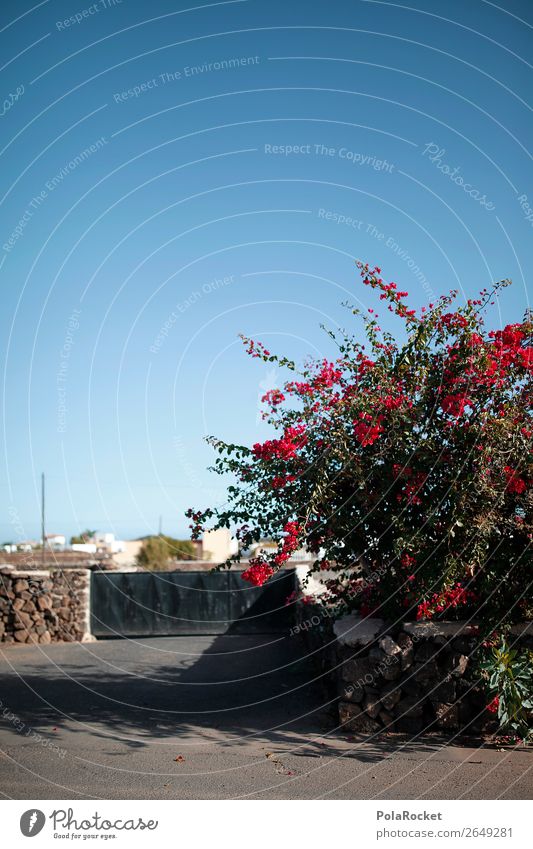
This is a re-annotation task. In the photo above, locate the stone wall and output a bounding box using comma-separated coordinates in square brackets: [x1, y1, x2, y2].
[333, 614, 533, 736]
[0, 567, 93, 645]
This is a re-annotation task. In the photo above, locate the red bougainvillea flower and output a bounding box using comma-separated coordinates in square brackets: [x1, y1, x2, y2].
[261, 388, 285, 407]
[401, 552, 416, 568]
[441, 392, 473, 418]
[241, 560, 275, 586]
[353, 412, 384, 446]
[252, 424, 307, 460]
[274, 520, 301, 565]
[486, 696, 499, 715]
[242, 337, 271, 359]
[503, 465, 527, 495]
[271, 474, 296, 489]
[416, 583, 477, 620]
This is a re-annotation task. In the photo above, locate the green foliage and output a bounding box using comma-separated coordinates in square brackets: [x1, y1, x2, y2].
[135, 535, 196, 570]
[480, 637, 533, 741]
[160, 536, 197, 560]
[70, 529, 96, 544]
[135, 536, 170, 571]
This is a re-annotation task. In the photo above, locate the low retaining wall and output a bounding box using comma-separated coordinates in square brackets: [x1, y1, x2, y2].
[333, 615, 533, 736]
[0, 567, 93, 645]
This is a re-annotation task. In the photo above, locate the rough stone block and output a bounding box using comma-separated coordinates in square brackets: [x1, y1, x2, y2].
[38, 631, 51, 644]
[369, 646, 386, 663]
[379, 635, 401, 656]
[382, 656, 402, 681]
[402, 621, 444, 639]
[400, 674, 421, 697]
[395, 696, 425, 733]
[446, 653, 469, 677]
[333, 614, 385, 647]
[400, 649, 414, 671]
[434, 702, 460, 730]
[397, 632, 414, 669]
[414, 660, 440, 684]
[452, 636, 476, 655]
[14, 611, 32, 627]
[381, 684, 402, 711]
[339, 701, 381, 733]
[338, 681, 364, 703]
[429, 678, 457, 703]
[379, 709, 395, 729]
[341, 656, 375, 684]
[396, 696, 424, 719]
[363, 693, 381, 719]
[397, 632, 411, 649]
[414, 642, 441, 663]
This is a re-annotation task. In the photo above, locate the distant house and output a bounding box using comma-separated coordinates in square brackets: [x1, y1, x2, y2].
[202, 528, 239, 562]
[71, 542, 97, 554]
[248, 540, 314, 562]
[111, 539, 143, 568]
[45, 534, 66, 549]
[70, 531, 126, 556]
[2, 540, 37, 553]
[93, 532, 125, 554]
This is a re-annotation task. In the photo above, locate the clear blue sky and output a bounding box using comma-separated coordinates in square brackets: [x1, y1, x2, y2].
[1, 0, 531, 542]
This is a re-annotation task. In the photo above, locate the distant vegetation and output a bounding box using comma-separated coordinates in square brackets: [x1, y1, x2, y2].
[135, 535, 197, 570]
[70, 529, 96, 544]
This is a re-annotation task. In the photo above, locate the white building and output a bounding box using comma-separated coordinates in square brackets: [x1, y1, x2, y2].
[71, 542, 97, 554]
[70, 532, 126, 556]
[45, 534, 66, 549]
[93, 532, 125, 554]
[112, 539, 143, 568]
[202, 528, 239, 562]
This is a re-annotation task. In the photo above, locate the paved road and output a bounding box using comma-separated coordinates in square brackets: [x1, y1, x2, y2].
[0, 636, 531, 799]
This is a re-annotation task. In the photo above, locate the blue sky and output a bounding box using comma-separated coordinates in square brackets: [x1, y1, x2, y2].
[1, 0, 531, 541]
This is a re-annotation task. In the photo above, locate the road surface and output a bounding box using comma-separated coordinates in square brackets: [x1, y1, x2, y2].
[0, 636, 531, 799]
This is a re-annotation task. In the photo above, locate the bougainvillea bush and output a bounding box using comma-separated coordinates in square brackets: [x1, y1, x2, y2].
[187, 262, 532, 631]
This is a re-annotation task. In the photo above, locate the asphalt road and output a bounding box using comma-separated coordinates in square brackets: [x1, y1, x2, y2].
[0, 636, 531, 800]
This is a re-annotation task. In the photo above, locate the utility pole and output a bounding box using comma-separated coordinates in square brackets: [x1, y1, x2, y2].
[41, 472, 45, 568]
[158, 515, 162, 537]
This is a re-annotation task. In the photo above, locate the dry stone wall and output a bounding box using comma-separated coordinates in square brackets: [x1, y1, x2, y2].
[0, 567, 93, 645]
[332, 614, 532, 736]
